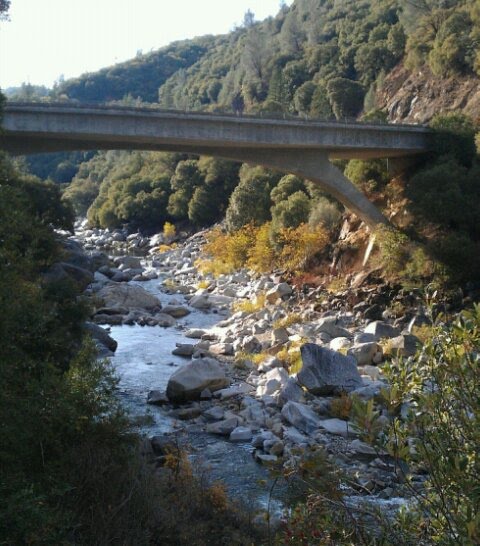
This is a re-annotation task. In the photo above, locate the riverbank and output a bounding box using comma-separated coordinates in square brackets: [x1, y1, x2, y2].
[70, 218, 435, 522]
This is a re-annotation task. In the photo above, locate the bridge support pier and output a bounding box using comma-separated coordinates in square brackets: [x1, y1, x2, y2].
[213, 149, 389, 230]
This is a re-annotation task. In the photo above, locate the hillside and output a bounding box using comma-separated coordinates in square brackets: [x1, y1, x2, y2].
[16, 0, 480, 287]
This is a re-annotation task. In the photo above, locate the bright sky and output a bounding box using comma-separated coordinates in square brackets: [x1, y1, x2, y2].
[0, 0, 292, 90]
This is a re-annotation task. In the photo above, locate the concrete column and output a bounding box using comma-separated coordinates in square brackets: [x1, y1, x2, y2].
[211, 149, 389, 230]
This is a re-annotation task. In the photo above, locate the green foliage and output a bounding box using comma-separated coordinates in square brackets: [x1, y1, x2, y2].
[271, 190, 311, 242]
[430, 112, 477, 167]
[358, 304, 480, 545]
[344, 158, 390, 191]
[225, 165, 281, 231]
[326, 77, 365, 119]
[308, 197, 343, 232]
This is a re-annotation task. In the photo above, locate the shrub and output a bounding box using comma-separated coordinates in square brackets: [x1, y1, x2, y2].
[278, 223, 329, 273]
[354, 305, 480, 545]
[344, 158, 389, 191]
[308, 197, 343, 232]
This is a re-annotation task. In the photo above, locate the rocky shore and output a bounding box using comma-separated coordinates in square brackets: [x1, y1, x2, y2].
[69, 219, 431, 511]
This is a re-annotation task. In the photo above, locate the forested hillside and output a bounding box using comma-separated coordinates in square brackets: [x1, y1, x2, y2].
[16, 0, 480, 284]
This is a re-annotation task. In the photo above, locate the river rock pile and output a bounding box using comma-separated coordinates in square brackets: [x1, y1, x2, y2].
[71, 219, 428, 502]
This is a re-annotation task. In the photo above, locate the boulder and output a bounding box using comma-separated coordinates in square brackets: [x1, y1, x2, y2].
[265, 283, 293, 303]
[84, 321, 117, 352]
[230, 426, 253, 442]
[387, 334, 420, 357]
[364, 321, 400, 340]
[96, 284, 161, 311]
[281, 401, 322, 434]
[206, 417, 239, 435]
[298, 344, 363, 395]
[172, 344, 195, 357]
[316, 317, 351, 339]
[319, 418, 358, 438]
[162, 305, 191, 318]
[114, 256, 142, 269]
[166, 358, 229, 402]
[155, 313, 177, 327]
[278, 377, 305, 406]
[329, 337, 352, 352]
[348, 342, 382, 366]
[189, 294, 211, 309]
[147, 390, 169, 406]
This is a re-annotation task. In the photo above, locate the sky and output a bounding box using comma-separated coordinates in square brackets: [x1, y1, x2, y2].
[0, 0, 292, 90]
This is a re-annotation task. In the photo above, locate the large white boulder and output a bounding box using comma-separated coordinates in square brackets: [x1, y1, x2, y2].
[166, 358, 229, 402]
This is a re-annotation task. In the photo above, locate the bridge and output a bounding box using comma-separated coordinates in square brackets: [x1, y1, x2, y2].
[0, 102, 433, 228]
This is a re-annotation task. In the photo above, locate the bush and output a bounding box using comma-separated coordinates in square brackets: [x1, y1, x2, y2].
[308, 197, 343, 232]
[270, 191, 311, 243]
[354, 304, 480, 545]
[344, 158, 389, 191]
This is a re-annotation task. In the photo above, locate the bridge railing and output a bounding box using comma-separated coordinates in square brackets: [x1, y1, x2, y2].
[5, 99, 429, 130]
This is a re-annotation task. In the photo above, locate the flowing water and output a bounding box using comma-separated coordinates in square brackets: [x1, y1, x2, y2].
[108, 276, 286, 514]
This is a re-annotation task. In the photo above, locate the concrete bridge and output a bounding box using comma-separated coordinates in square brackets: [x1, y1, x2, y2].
[0, 102, 433, 228]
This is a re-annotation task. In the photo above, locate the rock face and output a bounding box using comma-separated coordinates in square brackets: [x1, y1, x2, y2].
[298, 344, 363, 395]
[166, 358, 229, 402]
[96, 284, 161, 311]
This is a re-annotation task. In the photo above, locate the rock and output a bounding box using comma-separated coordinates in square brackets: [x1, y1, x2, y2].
[208, 343, 234, 356]
[298, 344, 363, 395]
[387, 334, 420, 357]
[147, 390, 169, 405]
[114, 256, 142, 269]
[329, 337, 352, 352]
[241, 335, 262, 353]
[184, 329, 206, 339]
[271, 327, 290, 344]
[162, 305, 191, 318]
[96, 284, 161, 311]
[230, 426, 253, 442]
[189, 294, 211, 309]
[281, 401, 322, 434]
[166, 358, 229, 402]
[206, 417, 239, 435]
[156, 313, 177, 327]
[278, 377, 305, 406]
[172, 344, 195, 357]
[316, 317, 351, 339]
[93, 314, 123, 326]
[265, 439, 284, 456]
[252, 431, 277, 448]
[254, 451, 278, 464]
[348, 342, 382, 366]
[84, 321, 118, 352]
[214, 384, 255, 399]
[364, 321, 400, 340]
[265, 283, 293, 303]
[203, 406, 225, 421]
[319, 418, 358, 438]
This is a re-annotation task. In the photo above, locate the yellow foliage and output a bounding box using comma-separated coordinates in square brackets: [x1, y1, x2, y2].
[278, 223, 329, 273]
[247, 222, 275, 273]
[156, 242, 177, 253]
[330, 393, 353, 421]
[276, 339, 306, 374]
[198, 222, 329, 278]
[273, 312, 304, 329]
[197, 224, 257, 277]
[232, 292, 266, 314]
[163, 221, 176, 241]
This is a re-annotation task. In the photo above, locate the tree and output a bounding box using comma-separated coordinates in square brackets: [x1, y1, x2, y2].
[326, 78, 365, 120]
[226, 166, 281, 231]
